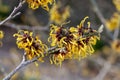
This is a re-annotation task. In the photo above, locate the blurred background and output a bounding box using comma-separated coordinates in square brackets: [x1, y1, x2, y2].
[0, 0, 120, 80]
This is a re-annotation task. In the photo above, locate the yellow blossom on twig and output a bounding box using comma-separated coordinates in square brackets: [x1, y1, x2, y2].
[49, 48, 72, 66]
[26, 0, 54, 11]
[14, 30, 47, 62]
[48, 17, 100, 66]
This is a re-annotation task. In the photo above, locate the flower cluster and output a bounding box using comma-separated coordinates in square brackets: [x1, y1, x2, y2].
[113, 0, 120, 11]
[26, 0, 54, 10]
[49, 2, 70, 25]
[106, 12, 120, 31]
[48, 17, 100, 66]
[14, 30, 47, 62]
[0, 30, 4, 46]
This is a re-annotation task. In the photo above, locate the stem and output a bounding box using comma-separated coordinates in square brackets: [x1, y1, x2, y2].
[0, 1, 25, 26]
[3, 22, 49, 31]
[3, 56, 38, 80]
[92, 61, 112, 80]
[3, 60, 25, 80]
[3, 47, 62, 80]
[90, 0, 114, 40]
[113, 28, 119, 40]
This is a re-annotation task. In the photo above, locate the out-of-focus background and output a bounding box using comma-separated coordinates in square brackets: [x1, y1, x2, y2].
[0, 0, 120, 80]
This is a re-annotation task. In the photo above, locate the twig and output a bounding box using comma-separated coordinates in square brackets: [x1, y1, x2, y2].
[113, 28, 119, 40]
[3, 55, 38, 80]
[0, 0, 25, 26]
[3, 47, 63, 80]
[92, 61, 112, 80]
[0, 0, 50, 31]
[3, 22, 49, 31]
[90, 0, 114, 40]
[91, 59, 120, 80]
[90, 50, 118, 80]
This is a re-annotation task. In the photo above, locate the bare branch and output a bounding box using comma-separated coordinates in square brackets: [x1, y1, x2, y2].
[3, 22, 49, 31]
[3, 47, 63, 80]
[92, 61, 112, 80]
[90, 0, 114, 40]
[0, 1, 25, 26]
[113, 28, 119, 40]
[3, 55, 37, 80]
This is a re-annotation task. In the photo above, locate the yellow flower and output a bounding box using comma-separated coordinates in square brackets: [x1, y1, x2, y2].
[113, 0, 120, 11]
[111, 40, 120, 53]
[71, 40, 87, 60]
[13, 30, 33, 49]
[48, 17, 100, 66]
[48, 25, 75, 65]
[72, 16, 99, 57]
[49, 2, 70, 24]
[77, 16, 89, 29]
[48, 25, 67, 47]
[26, 0, 54, 11]
[106, 12, 120, 31]
[14, 30, 47, 62]
[26, 0, 40, 9]
[40, 0, 54, 11]
[50, 51, 65, 66]
[49, 48, 72, 66]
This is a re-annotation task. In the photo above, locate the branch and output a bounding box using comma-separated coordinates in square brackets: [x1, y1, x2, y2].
[3, 47, 63, 80]
[0, 0, 50, 31]
[92, 61, 112, 80]
[90, 50, 118, 80]
[0, 0, 25, 26]
[3, 54, 38, 80]
[113, 28, 119, 40]
[90, 0, 114, 40]
[3, 22, 49, 31]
